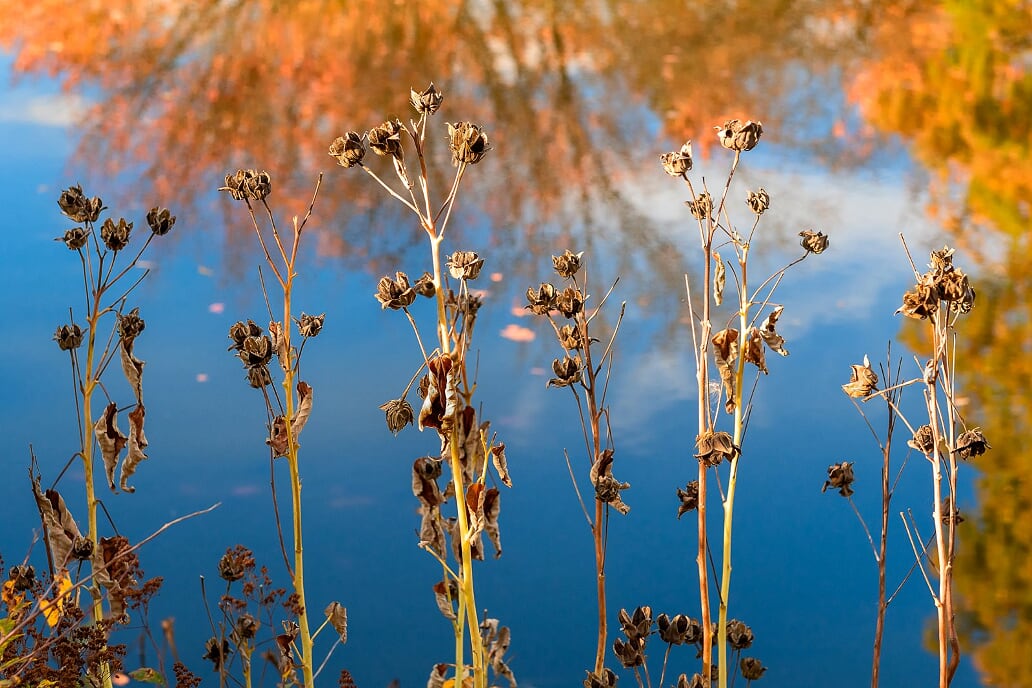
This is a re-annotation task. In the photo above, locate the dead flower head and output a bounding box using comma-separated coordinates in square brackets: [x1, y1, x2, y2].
[553, 249, 584, 279]
[661, 140, 693, 178]
[687, 192, 713, 220]
[147, 206, 176, 236]
[613, 636, 645, 668]
[583, 668, 618, 688]
[657, 613, 696, 645]
[907, 425, 937, 455]
[695, 430, 739, 467]
[676, 481, 699, 519]
[842, 355, 878, 398]
[414, 271, 436, 297]
[247, 366, 272, 389]
[118, 307, 146, 340]
[228, 320, 263, 351]
[368, 119, 405, 159]
[955, 428, 990, 460]
[619, 606, 653, 642]
[558, 323, 582, 350]
[556, 285, 585, 318]
[740, 657, 767, 681]
[238, 335, 274, 368]
[799, 229, 829, 254]
[447, 251, 485, 281]
[822, 461, 855, 497]
[447, 121, 491, 166]
[375, 272, 416, 310]
[221, 169, 271, 201]
[747, 188, 770, 214]
[716, 119, 764, 152]
[548, 354, 582, 388]
[726, 619, 754, 650]
[203, 637, 232, 672]
[295, 312, 325, 338]
[896, 276, 939, 320]
[54, 323, 84, 351]
[410, 82, 443, 115]
[57, 226, 90, 250]
[58, 184, 103, 223]
[526, 283, 558, 315]
[100, 217, 133, 252]
[217, 545, 255, 582]
[328, 132, 367, 168]
[379, 398, 414, 435]
[677, 674, 706, 688]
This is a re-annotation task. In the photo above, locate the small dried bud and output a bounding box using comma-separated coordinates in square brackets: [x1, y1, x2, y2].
[583, 668, 618, 688]
[558, 324, 582, 350]
[687, 192, 713, 220]
[100, 217, 133, 251]
[660, 140, 693, 178]
[9, 565, 36, 592]
[118, 307, 146, 340]
[379, 398, 414, 435]
[238, 335, 274, 368]
[247, 366, 272, 389]
[228, 320, 263, 351]
[612, 636, 645, 668]
[410, 82, 444, 115]
[295, 312, 325, 338]
[414, 271, 436, 297]
[71, 535, 95, 560]
[552, 249, 584, 279]
[694, 431, 739, 468]
[57, 227, 90, 250]
[525, 283, 558, 315]
[676, 481, 699, 518]
[740, 657, 767, 681]
[328, 131, 367, 168]
[447, 251, 485, 281]
[217, 546, 254, 582]
[447, 121, 491, 166]
[146, 207, 176, 236]
[547, 354, 582, 388]
[929, 245, 955, 274]
[897, 277, 940, 320]
[907, 425, 937, 454]
[841, 356, 878, 398]
[375, 272, 416, 310]
[799, 229, 829, 254]
[657, 613, 694, 645]
[58, 184, 103, 223]
[716, 119, 764, 152]
[53, 323, 84, 351]
[677, 674, 705, 688]
[726, 619, 754, 650]
[747, 188, 770, 214]
[202, 637, 232, 671]
[556, 286, 584, 318]
[368, 119, 405, 159]
[955, 428, 990, 460]
[822, 461, 855, 497]
[941, 496, 964, 526]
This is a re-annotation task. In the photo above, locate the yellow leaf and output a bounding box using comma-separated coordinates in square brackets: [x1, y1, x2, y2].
[39, 571, 72, 628]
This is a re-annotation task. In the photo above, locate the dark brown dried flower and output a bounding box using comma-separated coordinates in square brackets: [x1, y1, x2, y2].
[936, 268, 971, 303]
[202, 637, 232, 671]
[660, 140, 693, 178]
[897, 277, 939, 319]
[799, 229, 829, 254]
[54, 323, 84, 350]
[247, 366, 272, 389]
[583, 668, 618, 688]
[368, 119, 405, 159]
[295, 312, 325, 338]
[613, 636, 645, 668]
[411, 82, 444, 115]
[547, 354, 582, 388]
[618, 606, 653, 642]
[553, 249, 584, 279]
[414, 271, 436, 297]
[822, 461, 855, 497]
[228, 320, 263, 351]
[556, 285, 584, 318]
[233, 613, 259, 642]
[747, 188, 770, 214]
[558, 324, 582, 350]
[740, 657, 767, 681]
[58, 184, 103, 223]
[447, 121, 491, 165]
[71, 535, 95, 560]
[591, 449, 630, 515]
[328, 131, 367, 168]
[100, 217, 133, 251]
[950, 283, 976, 314]
[238, 335, 274, 368]
[841, 356, 878, 398]
[716, 119, 764, 152]
[687, 192, 713, 220]
[447, 251, 484, 281]
[526, 283, 558, 315]
[929, 245, 955, 274]
[118, 307, 146, 340]
[146, 207, 176, 236]
[676, 481, 699, 519]
[940, 496, 964, 526]
[379, 398, 414, 435]
[375, 272, 416, 310]
[907, 425, 937, 454]
[9, 564, 36, 592]
[677, 674, 705, 688]
[217, 546, 254, 582]
[221, 170, 247, 200]
[955, 428, 990, 460]
[695, 430, 739, 467]
[58, 226, 90, 250]
[244, 170, 272, 201]
[657, 613, 694, 645]
[726, 619, 754, 650]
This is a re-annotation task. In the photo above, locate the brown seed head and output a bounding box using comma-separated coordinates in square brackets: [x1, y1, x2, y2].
[71, 535, 95, 560]
[897, 275, 940, 320]
[447, 121, 491, 165]
[58, 184, 103, 223]
[799, 229, 829, 254]
[613, 636, 645, 668]
[583, 668, 618, 688]
[841, 356, 878, 398]
[247, 366, 272, 389]
[244, 169, 272, 201]
[687, 192, 713, 220]
[447, 250, 485, 281]
[118, 307, 146, 340]
[410, 82, 444, 115]
[414, 271, 436, 297]
[907, 425, 937, 455]
[217, 546, 254, 582]
[552, 249, 584, 279]
[238, 335, 274, 368]
[379, 398, 414, 435]
[822, 461, 855, 497]
[526, 282, 558, 315]
[202, 637, 232, 671]
[694, 430, 739, 467]
[547, 354, 582, 388]
[556, 285, 584, 318]
[657, 613, 694, 645]
[295, 312, 325, 338]
[716, 119, 764, 152]
[328, 131, 367, 168]
[53, 323, 84, 351]
[558, 323, 582, 350]
[660, 140, 693, 178]
[234, 613, 259, 642]
[740, 657, 767, 681]
[677, 674, 705, 688]
[228, 320, 263, 351]
[676, 481, 699, 518]
[368, 119, 405, 159]
[375, 272, 416, 310]
[726, 619, 754, 650]
[940, 496, 964, 526]
[9, 564, 36, 592]
[146, 207, 176, 236]
[747, 188, 770, 214]
[100, 217, 133, 251]
[58, 227, 90, 250]
[955, 428, 990, 460]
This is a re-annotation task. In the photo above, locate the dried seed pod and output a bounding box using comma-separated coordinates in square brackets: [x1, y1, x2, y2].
[57, 227, 90, 250]
[552, 249, 584, 278]
[555, 285, 584, 318]
[233, 613, 259, 642]
[557, 324, 582, 350]
[368, 119, 405, 159]
[613, 636, 645, 668]
[955, 428, 990, 460]
[202, 637, 232, 672]
[896, 276, 939, 319]
[238, 335, 273, 368]
[410, 82, 443, 115]
[243, 169, 271, 201]
[747, 188, 770, 214]
[414, 271, 436, 297]
[58, 184, 103, 223]
[328, 131, 367, 168]
[146, 206, 176, 236]
[799, 229, 829, 254]
[677, 674, 705, 688]
[583, 668, 618, 688]
[295, 312, 325, 338]
[740, 657, 767, 681]
[247, 366, 272, 389]
[657, 613, 694, 645]
[694, 431, 739, 468]
[118, 307, 146, 341]
[591, 449, 630, 514]
[907, 424, 937, 455]
[687, 192, 713, 220]
[447, 251, 485, 281]
[618, 606, 653, 641]
[716, 119, 763, 152]
[660, 140, 693, 178]
[447, 121, 491, 166]
[676, 481, 699, 519]
[547, 355, 582, 388]
[53, 323, 84, 351]
[379, 398, 414, 435]
[841, 355, 878, 398]
[940, 496, 964, 526]
[100, 217, 133, 251]
[375, 272, 416, 310]
[71, 535, 94, 560]
[525, 283, 558, 315]
[726, 619, 754, 650]
[822, 461, 855, 497]
[228, 320, 263, 351]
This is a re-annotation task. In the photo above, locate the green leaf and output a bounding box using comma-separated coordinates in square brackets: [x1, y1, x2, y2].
[129, 667, 166, 685]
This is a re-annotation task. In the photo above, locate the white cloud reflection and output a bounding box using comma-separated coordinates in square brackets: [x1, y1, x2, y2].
[0, 92, 90, 127]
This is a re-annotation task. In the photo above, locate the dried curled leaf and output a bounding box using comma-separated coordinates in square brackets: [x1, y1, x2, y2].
[95, 535, 135, 621]
[418, 355, 454, 431]
[713, 252, 726, 307]
[759, 306, 789, 357]
[432, 580, 458, 620]
[842, 355, 879, 399]
[31, 479, 82, 569]
[483, 488, 502, 558]
[95, 402, 128, 492]
[712, 328, 739, 414]
[491, 443, 512, 488]
[266, 382, 313, 456]
[427, 663, 449, 688]
[119, 338, 145, 405]
[481, 618, 517, 688]
[120, 405, 148, 493]
[323, 602, 347, 644]
[590, 449, 631, 515]
[743, 327, 767, 374]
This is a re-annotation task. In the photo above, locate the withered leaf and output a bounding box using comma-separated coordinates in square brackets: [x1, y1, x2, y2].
[427, 663, 449, 688]
[266, 382, 314, 457]
[743, 327, 767, 374]
[95, 402, 128, 492]
[412, 457, 444, 507]
[713, 252, 726, 307]
[465, 482, 486, 542]
[842, 355, 879, 399]
[432, 580, 458, 620]
[120, 405, 148, 493]
[31, 478, 82, 569]
[323, 601, 347, 644]
[95, 535, 134, 620]
[482, 619, 517, 688]
[418, 355, 453, 431]
[590, 449, 631, 515]
[491, 442, 512, 488]
[483, 488, 502, 558]
[119, 339, 145, 405]
[268, 320, 289, 368]
[711, 328, 739, 414]
[418, 504, 447, 556]
[759, 305, 789, 357]
[275, 620, 299, 669]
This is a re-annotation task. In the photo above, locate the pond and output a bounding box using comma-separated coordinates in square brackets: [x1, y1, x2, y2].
[1, 2, 1029, 687]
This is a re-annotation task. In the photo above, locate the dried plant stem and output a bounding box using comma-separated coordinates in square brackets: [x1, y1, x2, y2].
[695, 224, 714, 684]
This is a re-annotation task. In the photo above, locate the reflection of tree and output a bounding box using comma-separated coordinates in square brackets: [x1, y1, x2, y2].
[851, 1, 1032, 684]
